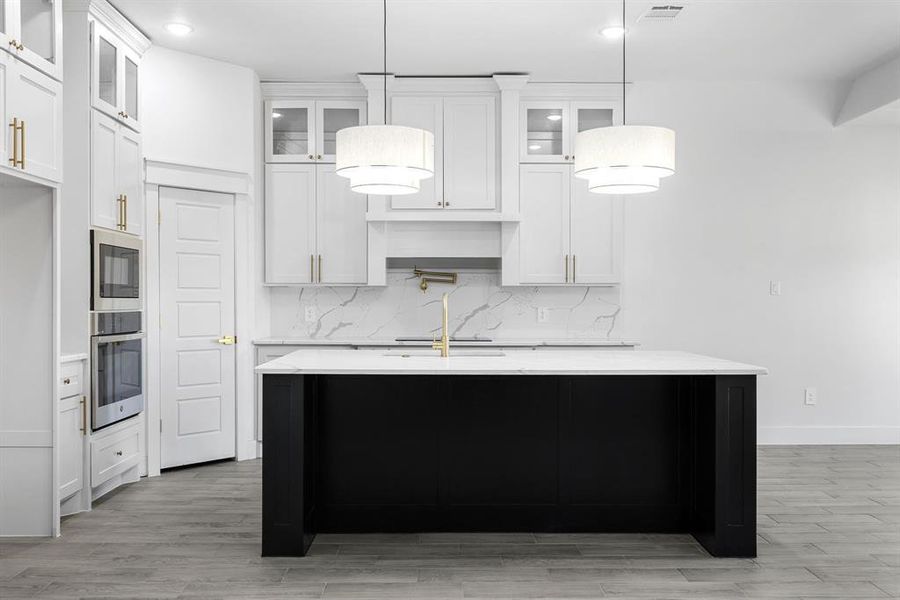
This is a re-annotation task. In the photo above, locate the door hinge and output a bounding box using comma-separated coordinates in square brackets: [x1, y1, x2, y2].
[159, 420, 162, 433]
[157, 208, 162, 225]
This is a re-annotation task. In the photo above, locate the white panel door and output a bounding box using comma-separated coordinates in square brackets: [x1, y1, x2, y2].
[91, 110, 119, 231]
[117, 125, 143, 235]
[518, 164, 570, 284]
[389, 96, 443, 209]
[443, 96, 496, 210]
[570, 178, 622, 284]
[8, 56, 61, 181]
[316, 165, 367, 284]
[160, 187, 236, 469]
[265, 163, 316, 283]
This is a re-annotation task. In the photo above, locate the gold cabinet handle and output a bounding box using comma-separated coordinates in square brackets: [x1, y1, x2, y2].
[8, 118, 17, 166]
[308, 154, 314, 160]
[116, 195, 123, 230]
[572, 255, 576, 283]
[217, 335, 236, 345]
[310, 254, 314, 282]
[318, 254, 323, 283]
[316, 154, 322, 160]
[564, 254, 569, 283]
[80, 396, 87, 435]
[123, 194, 128, 230]
[19, 120, 24, 168]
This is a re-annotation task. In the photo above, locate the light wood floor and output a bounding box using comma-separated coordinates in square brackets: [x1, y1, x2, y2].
[1, 446, 898, 599]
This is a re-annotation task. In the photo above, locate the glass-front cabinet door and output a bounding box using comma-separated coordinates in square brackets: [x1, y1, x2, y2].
[1, 0, 13, 54]
[17, 0, 59, 79]
[316, 100, 366, 163]
[122, 47, 141, 131]
[92, 20, 119, 119]
[266, 100, 315, 162]
[571, 102, 614, 165]
[520, 101, 569, 162]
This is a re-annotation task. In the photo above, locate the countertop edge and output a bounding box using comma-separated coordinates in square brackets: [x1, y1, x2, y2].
[252, 338, 640, 347]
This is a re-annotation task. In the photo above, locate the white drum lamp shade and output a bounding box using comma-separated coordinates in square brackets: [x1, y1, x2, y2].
[574, 125, 675, 195]
[336, 125, 435, 195]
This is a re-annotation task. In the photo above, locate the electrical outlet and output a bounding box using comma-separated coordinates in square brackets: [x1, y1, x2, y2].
[537, 307, 550, 323]
[770, 280, 782, 296]
[804, 387, 817, 406]
[304, 306, 318, 323]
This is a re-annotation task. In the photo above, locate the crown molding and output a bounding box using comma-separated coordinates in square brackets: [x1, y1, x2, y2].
[66, 0, 151, 55]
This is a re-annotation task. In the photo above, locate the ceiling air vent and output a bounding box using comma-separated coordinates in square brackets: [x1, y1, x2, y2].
[637, 5, 685, 21]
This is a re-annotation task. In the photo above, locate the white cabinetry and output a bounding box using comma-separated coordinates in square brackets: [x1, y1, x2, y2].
[390, 95, 496, 210]
[58, 359, 86, 508]
[91, 19, 141, 132]
[1, 49, 62, 182]
[265, 100, 366, 163]
[265, 163, 367, 285]
[518, 164, 621, 285]
[520, 100, 614, 163]
[0, 0, 62, 80]
[91, 110, 142, 234]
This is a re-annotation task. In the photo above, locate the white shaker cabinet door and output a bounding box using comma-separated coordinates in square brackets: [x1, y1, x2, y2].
[58, 396, 84, 500]
[518, 164, 570, 284]
[117, 125, 143, 235]
[91, 110, 119, 231]
[570, 177, 622, 284]
[7, 56, 60, 181]
[389, 96, 442, 209]
[0, 51, 8, 168]
[443, 96, 496, 210]
[316, 165, 367, 285]
[265, 163, 317, 283]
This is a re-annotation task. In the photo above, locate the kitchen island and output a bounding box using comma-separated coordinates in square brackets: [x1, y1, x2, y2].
[257, 349, 766, 558]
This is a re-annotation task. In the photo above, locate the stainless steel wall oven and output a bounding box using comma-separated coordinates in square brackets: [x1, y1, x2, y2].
[91, 311, 144, 430]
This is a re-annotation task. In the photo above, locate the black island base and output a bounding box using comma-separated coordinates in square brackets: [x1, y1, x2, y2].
[261, 374, 756, 558]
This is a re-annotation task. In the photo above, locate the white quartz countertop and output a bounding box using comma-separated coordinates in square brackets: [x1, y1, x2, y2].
[256, 349, 767, 376]
[253, 338, 638, 347]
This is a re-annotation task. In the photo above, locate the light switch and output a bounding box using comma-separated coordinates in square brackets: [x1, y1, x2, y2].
[769, 280, 782, 296]
[804, 387, 817, 406]
[304, 306, 318, 323]
[537, 307, 550, 323]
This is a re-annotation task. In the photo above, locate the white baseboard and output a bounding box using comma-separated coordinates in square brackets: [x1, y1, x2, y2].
[759, 426, 900, 445]
[236, 438, 259, 461]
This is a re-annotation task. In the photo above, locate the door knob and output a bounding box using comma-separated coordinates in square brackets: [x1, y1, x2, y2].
[217, 335, 237, 345]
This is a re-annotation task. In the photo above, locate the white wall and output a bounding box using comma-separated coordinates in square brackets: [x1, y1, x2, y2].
[624, 80, 900, 444]
[142, 46, 258, 174]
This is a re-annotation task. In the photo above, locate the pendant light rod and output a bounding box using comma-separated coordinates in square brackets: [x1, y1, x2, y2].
[621, 0, 626, 125]
[383, 0, 387, 124]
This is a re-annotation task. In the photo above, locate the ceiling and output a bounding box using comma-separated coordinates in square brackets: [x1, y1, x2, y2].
[111, 0, 900, 83]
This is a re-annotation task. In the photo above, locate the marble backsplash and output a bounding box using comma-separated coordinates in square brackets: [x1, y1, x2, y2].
[268, 271, 623, 341]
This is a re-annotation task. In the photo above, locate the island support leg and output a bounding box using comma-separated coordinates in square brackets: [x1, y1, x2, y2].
[262, 374, 317, 556]
[691, 374, 757, 557]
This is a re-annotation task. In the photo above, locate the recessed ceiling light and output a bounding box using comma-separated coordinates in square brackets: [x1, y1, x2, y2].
[600, 26, 626, 40]
[546, 114, 562, 121]
[272, 112, 282, 119]
[528, 144, 541, 150]
[165, 22, 193, 36]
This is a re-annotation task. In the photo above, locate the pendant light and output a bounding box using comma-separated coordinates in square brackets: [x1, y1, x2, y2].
[574, 0, 675, 194]
[336, 0, 434, 195]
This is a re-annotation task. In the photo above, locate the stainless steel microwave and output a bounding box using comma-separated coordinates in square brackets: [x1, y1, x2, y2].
[91, 229, 142, 312]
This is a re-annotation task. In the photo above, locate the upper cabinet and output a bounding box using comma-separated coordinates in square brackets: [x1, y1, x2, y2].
[1, 0, 62, 81]
[265, 163, 367, 285]
[91, 111, 143, 235]
[520, 100, 614, 163]
[92, 20, 141, 132]
[265, 100, 366, 163]
[1, 48, 62, 182]
[518, 163, 621, 285]
[390, 95, 496, 211]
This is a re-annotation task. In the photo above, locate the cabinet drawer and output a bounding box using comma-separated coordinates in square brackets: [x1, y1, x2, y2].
[59, 362, 83, 398]
[91, 424, 141, 487]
